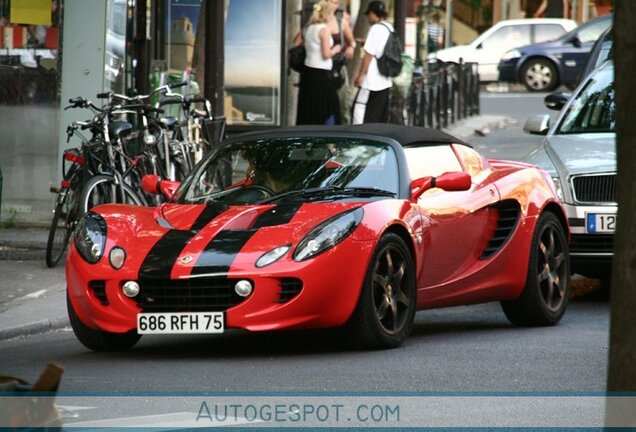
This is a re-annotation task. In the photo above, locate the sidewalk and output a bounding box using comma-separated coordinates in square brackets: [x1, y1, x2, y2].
[0, 115, 509, 342]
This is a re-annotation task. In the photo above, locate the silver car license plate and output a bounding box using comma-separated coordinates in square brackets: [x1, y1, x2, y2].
[137, 312, 224, 334]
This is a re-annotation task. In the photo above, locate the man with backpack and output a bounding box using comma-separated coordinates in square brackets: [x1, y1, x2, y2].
[352, 0, 400, 124]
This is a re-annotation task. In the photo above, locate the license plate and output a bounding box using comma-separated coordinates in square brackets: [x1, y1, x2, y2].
[137, 312, 224, 334]
[586, 213, 616, 233]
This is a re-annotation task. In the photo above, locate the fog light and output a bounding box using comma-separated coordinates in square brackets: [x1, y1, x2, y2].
[234, 280, 253, 297]
[122, 281, 140, 298]
[109, 247, 126, 269]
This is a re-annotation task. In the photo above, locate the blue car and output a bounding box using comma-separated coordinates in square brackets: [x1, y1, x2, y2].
[498, 15, 612, 92]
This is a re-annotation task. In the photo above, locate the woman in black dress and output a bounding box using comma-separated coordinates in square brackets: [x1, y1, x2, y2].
[295, 0, 342, 125]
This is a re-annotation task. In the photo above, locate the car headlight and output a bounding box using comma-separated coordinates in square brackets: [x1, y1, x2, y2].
[74, 212, 107, 264]
[293, 208, 364, 261]
[255, 245, 291, 268]
[501, 49, 521, 61]
[551, 177, 564, 201]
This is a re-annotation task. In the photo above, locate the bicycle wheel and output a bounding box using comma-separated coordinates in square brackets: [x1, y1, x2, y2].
[45, 188, 78, 267]
[79, 174, 145, 215]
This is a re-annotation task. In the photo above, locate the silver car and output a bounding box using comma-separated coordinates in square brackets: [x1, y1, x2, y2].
[524, 61, 615, 280]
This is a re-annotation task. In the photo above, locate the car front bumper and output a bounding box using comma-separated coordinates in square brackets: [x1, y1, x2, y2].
[498, 59, 520, 82]
[66, 237, 376, 335]
[562, 203, 616, 275]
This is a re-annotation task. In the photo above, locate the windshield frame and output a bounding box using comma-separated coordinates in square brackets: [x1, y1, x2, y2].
[555, 64, 614, 135]
[171, 133, 412, 205]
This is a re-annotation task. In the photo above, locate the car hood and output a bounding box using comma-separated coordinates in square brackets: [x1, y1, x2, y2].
[431, 45, 469, 62]
[158, 201, 365, 234]
[541, 133, 616, 175]
[95, 200, 375, 278]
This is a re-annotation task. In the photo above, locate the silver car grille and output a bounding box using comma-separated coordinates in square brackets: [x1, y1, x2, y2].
[572, 174, 616, 204]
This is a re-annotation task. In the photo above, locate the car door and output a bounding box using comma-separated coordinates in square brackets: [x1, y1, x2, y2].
[405, 144, 500, 290]
[560, 17, 611, 84]
[476, 24, 531, 80]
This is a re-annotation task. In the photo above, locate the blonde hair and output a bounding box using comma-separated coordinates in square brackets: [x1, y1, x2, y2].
[307, 0, 331, 25]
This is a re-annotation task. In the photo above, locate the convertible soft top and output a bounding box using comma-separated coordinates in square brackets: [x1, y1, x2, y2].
[225, 123, 471, 148]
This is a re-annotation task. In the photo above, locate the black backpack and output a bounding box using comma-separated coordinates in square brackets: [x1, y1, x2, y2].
[376, 23, 403, 78]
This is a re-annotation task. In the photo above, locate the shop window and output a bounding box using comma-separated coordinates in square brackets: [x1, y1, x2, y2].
[224, 0, 282, 127]
[0, 0, 61, 105]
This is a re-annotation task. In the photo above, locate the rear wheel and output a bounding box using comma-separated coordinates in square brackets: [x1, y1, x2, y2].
[522, 59, 558, 92]
[501, 212, 570, 326]
[67, 292, 141, 351]
[347, 233, 416, 349]
[79, 174, 145, 215]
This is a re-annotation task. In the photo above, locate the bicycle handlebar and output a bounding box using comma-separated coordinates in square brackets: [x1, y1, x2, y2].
[65, 97, 103, 113]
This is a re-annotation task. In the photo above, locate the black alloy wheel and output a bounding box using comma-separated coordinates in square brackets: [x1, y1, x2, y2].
[501, 212, 570, 326]
[348, 233, 416, 349]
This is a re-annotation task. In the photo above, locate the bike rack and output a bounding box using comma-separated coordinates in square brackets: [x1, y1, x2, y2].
[403, 59, 480, 129]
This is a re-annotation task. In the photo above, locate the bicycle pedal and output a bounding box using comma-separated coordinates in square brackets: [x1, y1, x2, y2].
[50, 187, 61, 194]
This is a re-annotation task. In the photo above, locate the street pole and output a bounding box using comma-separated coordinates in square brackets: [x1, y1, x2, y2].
[501, 0, 508, 20]
[444, 0, 452, 48]
[416, 0, 442, 73]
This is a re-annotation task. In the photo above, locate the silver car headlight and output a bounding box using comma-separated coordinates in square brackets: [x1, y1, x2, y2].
[256, 245, 291, 268]
[293, 208, 364, 261]
[74, 212, 107, 264]
[551, 177, 564, 201]
[502, 49, 521, 61]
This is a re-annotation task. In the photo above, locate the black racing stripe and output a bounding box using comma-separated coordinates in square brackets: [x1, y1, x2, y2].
[191, 229, 258, 275]
[139, 230, 196, 279]
[252, 202, 302, 228]
[191, 202, 229, 231]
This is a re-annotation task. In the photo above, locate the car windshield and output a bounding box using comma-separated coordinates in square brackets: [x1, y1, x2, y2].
[173, 137, 400, 205]
[554, 16, 610, 44]
[557, 66, 614, 134]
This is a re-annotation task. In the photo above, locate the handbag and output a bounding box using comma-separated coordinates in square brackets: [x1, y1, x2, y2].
[331, 52, 347, 89]
[289, 44, 306, 73]
[330, 14, 348, 89]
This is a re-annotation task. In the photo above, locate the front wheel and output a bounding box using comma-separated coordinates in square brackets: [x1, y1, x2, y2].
[79, 174, 145, 215]
[522, 59, 558, 92]
[501, 212, 570, 326]
[67, 292, 141, 351]
[347, 233, 417, 349]
[45, 189, 78, 267]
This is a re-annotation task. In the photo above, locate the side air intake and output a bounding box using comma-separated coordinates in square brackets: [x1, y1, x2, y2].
[480, 200, 521, 259]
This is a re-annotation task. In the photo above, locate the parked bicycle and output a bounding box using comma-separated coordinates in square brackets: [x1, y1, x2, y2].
[46, 97, 108, 267]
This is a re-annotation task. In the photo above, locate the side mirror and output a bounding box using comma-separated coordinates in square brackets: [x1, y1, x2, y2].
[411, 171, 471, 201]
[570, 35, 582, 48]
[523, 115, 551, 135]
[141, 174, 180, 199]
[544, 91, 571, 111]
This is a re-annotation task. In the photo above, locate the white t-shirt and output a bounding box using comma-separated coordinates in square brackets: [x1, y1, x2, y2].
[361, 21, 394, 91]
[304, 24, 332, 70]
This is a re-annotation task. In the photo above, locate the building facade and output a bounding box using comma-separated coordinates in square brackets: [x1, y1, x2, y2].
[0, 0, 612, 225]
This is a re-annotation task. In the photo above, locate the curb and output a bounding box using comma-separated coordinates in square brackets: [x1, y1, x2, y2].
[443, 115, 512, 142]
[0, 246, 45, 261]
[0, 316, 69, 341]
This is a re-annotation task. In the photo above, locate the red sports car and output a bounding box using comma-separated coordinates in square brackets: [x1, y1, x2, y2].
[66, 124, 571, 351]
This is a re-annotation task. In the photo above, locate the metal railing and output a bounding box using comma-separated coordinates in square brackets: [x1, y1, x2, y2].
[396, 59, 480, 129]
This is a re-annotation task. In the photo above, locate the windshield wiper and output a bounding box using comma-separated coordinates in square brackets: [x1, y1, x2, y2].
[258, 186, 395, 204]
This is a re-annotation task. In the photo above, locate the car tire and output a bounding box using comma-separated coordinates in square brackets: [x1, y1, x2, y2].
[67, 292, 141, 351]
[521, 59, 558, 92]
[501, 212, 570, 326]
[347, 233, 416, 349]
